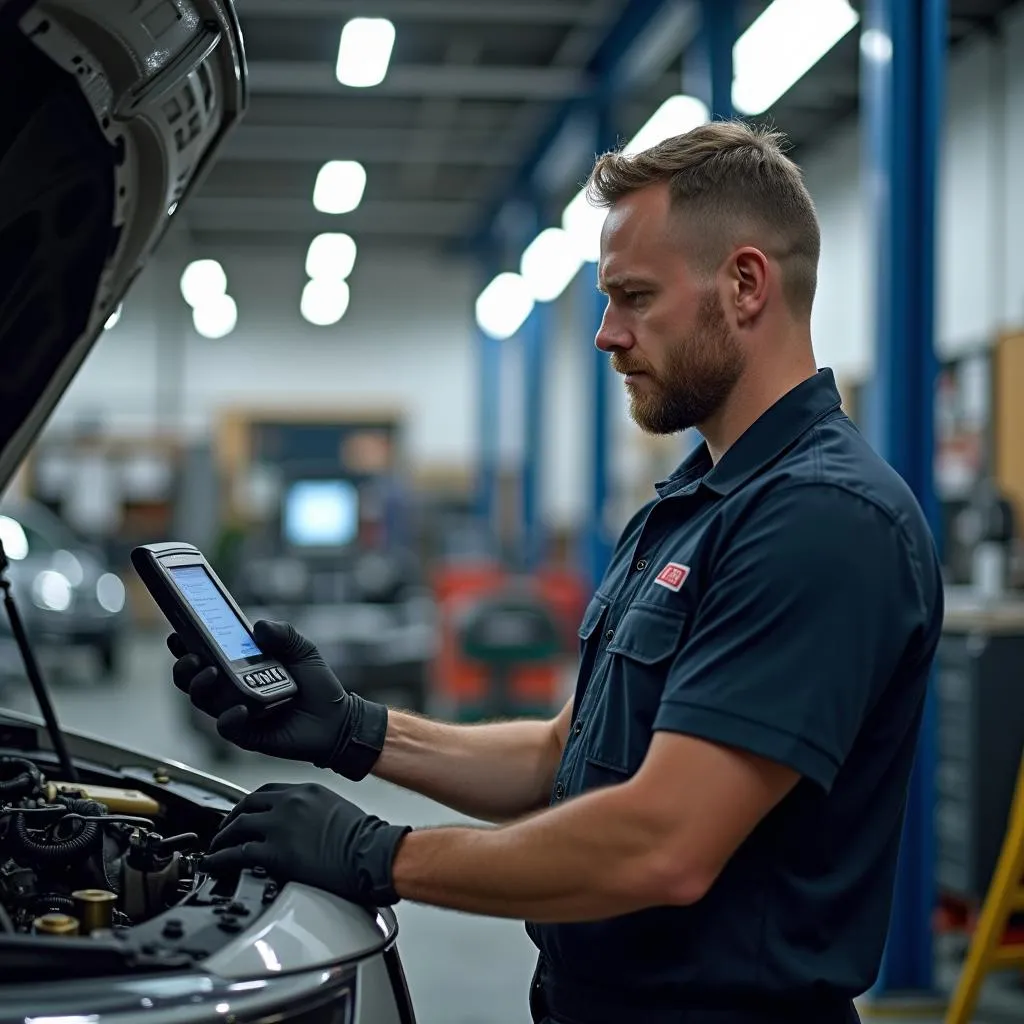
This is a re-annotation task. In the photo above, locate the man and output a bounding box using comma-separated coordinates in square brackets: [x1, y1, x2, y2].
[172, 121, 943, 1024]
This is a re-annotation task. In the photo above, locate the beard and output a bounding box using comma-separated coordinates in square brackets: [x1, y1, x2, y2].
[614, 289, 745, 435]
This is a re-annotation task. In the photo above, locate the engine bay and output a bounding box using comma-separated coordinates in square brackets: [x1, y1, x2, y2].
[0, 755, 201, 936]
[0, 730, 280, 982]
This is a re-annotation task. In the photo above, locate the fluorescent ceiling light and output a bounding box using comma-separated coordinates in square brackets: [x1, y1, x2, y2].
[313, 161, 367, 215]
[475, 272, 534, 341]
[622, 94, 709, 156]
[559, 93, 709, 267]
[301, 278, 351, 326]
[306, 233, 357, 280]
[180, 259, 227, 308]
[560, 188, 607, 265]
[520, 228, 584, 303]
[192, 294, 238, 339]
[104, 303, 123, 331]
[860, 27, 893, 64]
[732, 0, 859, 115]
[336, 17, 396, 88]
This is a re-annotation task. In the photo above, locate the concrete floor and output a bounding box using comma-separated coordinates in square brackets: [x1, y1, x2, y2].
[1, 631, 1021, 1024]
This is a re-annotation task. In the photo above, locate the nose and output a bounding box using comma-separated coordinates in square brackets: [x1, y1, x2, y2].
[594, 301, 634, 353]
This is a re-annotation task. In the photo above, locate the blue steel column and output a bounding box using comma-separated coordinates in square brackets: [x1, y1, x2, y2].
[582, 103, 617, 591]
[521, 273, 550, 571]
[583, 264, 614, 589]
[861, 0, 946, 1001]
[691, 0, 736, 119]
[475, 258, 503, 552]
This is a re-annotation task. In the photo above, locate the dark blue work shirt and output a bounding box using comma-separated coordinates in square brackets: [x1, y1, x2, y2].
[527, 369, 944, 1024]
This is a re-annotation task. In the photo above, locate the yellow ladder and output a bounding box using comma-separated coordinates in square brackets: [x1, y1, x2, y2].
[945, 749, 1024, 1023]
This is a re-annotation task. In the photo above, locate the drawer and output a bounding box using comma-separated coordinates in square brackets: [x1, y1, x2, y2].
[935, 797, 972, 844]
[937, 760, 971, 802]
[937, 856, 972, 898]
[938, 719, 971, 760]
[937, 665, 972, 707]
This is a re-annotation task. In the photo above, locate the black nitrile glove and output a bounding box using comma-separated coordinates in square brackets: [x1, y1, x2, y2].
[168, 620, 387, 781]
[202, 782, 411, 906]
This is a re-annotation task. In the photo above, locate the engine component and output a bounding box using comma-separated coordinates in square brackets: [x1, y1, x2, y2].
[45, 782, 161, 818]
[73, 889, 117, 935]
[122, 850, 187, 923]
[11, 810, 101, 865]
[32, 913, 79, 936]
[0, 758, 42, 801]
[0, 757, 203, 938]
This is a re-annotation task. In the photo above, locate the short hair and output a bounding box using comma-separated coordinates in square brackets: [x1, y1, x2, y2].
[585, 120, 821, 318]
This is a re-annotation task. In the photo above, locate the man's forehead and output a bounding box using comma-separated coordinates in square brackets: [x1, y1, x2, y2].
[597, 252, 674, 294]
[598, 226, 683, 290]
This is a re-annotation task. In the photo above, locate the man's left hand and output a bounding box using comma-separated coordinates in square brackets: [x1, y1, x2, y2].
[203, 782, 412, 906]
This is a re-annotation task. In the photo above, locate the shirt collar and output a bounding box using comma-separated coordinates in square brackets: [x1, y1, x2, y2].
[655, 368, 843, 498]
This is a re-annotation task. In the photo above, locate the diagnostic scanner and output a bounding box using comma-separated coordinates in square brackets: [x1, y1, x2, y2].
[131, 541, 297, 708]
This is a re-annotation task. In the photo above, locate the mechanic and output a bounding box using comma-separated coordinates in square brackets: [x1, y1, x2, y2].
[171, 120, 944, 1024]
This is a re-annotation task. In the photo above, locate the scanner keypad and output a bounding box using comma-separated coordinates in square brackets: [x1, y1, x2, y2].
[242, 665, 288, 690]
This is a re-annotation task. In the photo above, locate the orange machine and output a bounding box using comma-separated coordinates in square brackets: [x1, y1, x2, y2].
[430, 561, 588, 720]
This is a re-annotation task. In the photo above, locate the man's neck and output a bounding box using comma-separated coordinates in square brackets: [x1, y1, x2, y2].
[700, 352, 818, 464]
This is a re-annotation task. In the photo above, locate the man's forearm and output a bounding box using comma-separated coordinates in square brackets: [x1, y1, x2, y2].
[389, 783, 685, 922]
[372, 711, 562, 823]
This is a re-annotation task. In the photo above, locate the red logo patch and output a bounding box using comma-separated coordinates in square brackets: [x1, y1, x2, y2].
[654, 562, 690, 592]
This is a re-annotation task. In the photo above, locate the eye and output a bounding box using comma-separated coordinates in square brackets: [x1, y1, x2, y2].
[624, 290, 650, 307]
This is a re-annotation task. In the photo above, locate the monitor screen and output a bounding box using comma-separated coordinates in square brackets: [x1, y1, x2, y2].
[282, 479, 359, 548]
[168, 565, 261, 662]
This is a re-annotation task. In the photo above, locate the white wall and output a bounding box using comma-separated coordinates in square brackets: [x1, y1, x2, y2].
[52, 247, 478, 458]
[49, 4, 1024, 530]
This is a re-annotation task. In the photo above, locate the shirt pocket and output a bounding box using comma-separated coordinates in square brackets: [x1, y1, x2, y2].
[584, 602, 690, 779]
[577, 592, 609, 647]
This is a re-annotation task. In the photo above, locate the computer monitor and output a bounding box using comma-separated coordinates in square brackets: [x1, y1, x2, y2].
[282, 479, 359, 549]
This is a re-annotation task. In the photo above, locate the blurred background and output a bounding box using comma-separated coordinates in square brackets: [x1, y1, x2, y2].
[2, 0, 1024, 1021]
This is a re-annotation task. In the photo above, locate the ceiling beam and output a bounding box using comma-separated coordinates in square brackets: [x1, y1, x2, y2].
[220, 125, 519, 165]
[247, 61, 590, 100]
[234, 0, 607, 24]
[468, 0, 687, 247]
[184, 197, 475, 236]
[183, 229, 447, 256]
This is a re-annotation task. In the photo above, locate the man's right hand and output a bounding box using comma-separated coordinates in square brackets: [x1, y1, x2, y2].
[168, 620, 388, 781]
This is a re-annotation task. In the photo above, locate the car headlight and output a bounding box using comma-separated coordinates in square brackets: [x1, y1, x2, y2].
[52, 549, 84, 587]
[0, 517, 28, 560]
[32, 570, 72, 612]
[96, 573, 126, 614]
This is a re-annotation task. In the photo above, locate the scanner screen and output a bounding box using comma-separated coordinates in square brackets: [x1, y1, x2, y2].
[168, 565, 261, 662]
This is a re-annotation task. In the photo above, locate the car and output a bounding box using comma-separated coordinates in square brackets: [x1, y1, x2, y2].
[0, 497, 128, 679]
[0, 2, 417, 1021]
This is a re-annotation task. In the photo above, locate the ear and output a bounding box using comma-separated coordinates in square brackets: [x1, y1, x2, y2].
[726, 247, 770, 327]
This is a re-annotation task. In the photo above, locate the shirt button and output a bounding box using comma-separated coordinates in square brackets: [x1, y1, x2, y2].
[636, 559, 648, 570]
[573, 720, 583, 736]
[554, 782, 565, 800]
[604, 629, 614, 641]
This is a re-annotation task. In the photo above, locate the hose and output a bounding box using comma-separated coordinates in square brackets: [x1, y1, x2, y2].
[55, 797, 107, 818]
[10, 813, 99, 864]
[0, 758, 41, 800]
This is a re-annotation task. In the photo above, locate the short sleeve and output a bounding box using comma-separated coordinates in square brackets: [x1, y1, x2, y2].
[652, 483, 925, 791]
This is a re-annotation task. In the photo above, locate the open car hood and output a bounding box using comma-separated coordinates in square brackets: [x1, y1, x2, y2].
[0, 0, 246, 489]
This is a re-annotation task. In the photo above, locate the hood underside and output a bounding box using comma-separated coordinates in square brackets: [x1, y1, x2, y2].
[0, 0, 246, 490]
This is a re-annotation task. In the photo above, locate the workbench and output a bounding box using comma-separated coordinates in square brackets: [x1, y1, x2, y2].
[936, 590, 1024, 901]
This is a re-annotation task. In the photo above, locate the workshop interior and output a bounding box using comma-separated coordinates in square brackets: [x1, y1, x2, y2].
[0, 0, 1022, 1021]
